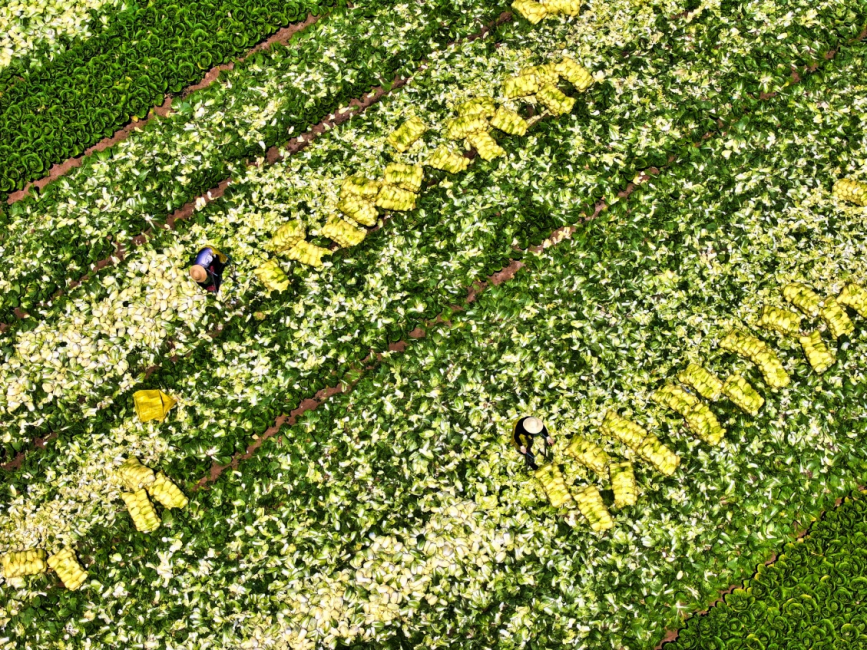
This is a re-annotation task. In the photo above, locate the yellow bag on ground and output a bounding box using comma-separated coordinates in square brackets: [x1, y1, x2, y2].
[133, 390, 177, 423]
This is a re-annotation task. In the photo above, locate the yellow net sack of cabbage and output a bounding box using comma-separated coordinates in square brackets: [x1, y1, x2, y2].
[722, 374, 764, 416]
[757, 305, 801, 337]
[467, 132, 506, 161]
[565, 435, 609, 474]
[254, 259, 290, 293]
[322, 218, 366, 249]
[2, 549, 47, 579]
[285, 240, 332, 268]
[384, 163, 424, 193]
[426, 145, 471, 174]
[574, 484, 614, 531]
[536, 83, 575, 116]
[799, 331, 835, 374]
[48, 548, 88, 591]
[609, 461, 637, 509]
[338, 195, 378, 227]
[457, 97, 497, 119]
[837, 282, 867, 318]
[512, 0, 548, 24]
[133, 390, 177, 423]
[833, 178, 867, 206]
[490, 106, 528, 136]
[376, 185, 417, 211]
[534, 463, 573, 508]
[677, 363, 723, 401]
[270, 220, 306, 252]
[387, 116, 426, 152]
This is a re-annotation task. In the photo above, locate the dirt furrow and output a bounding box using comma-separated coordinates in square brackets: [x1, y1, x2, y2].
[5, 14, 323, 206]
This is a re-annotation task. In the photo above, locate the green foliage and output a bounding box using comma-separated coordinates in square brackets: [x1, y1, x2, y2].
[0, 0, 344, 194]
[665, 491, 867, 650]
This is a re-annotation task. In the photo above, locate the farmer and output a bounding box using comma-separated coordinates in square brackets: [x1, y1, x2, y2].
[512, 416, 554, 471]
[189, 245, 231, 294]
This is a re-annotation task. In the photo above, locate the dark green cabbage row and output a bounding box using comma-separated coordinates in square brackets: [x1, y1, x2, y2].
[0, 0, 344, 194]
[665, 491, 867, 650]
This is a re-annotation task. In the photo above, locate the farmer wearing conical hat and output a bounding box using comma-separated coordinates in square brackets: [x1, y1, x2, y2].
[512, 416, 554, 471]
[189, 245, 231, 294]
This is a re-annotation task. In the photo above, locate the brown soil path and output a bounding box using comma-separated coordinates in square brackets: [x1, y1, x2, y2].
[6, 14, 323, 206]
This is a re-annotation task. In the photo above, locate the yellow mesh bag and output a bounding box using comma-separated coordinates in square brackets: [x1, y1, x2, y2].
[536, 83, 576, 116]
[270, 220, 306, 252]
[426, 145, 471, 174]
[341, 176, 382, 200]
[837, 282, 867, 318]
[543, 0, 581, 16]
[133, 390, 177, 423]
[457, 97, 497, 119]
[445, 114, 490, 140]
[833, 178, 867, 206]
[722, 374, 764, 416]
[520, 63, 560, 86]
[556, 57, 594, 91]
[783, 283, 822, 317]
[117, 456, 156, 491]
[254, 259, 290, 294]
[820, 296, 854, 339]
[799, 331, 835, 374]
[386, 116, 426, 152]
[565, 436, 609, 474]
[502, 73, 541, 99]
[375, 185, 417, 211]
[720, 331, 790, 388]
[337, 195, 378, 227]
[467, 131, 506, 161]
[600, 411, 647, 449]
[490, 106, 528, 136]
[637, 435, 680, 476]
[384, 163, 424, 192]
[2, 549, 47, 579]
[47, 548, 88, 591]
[534, 463, 573, 508]
[285, 240, 331, 268]
[677, 363, 723, 401]
[322, 218, 366, 249]
[148, 472, 189, 510]
[609, 461, 637, 509]
[574, 484, 614, 531]
[122, 489, 161, 533]
[757, 305, 801, 337]
[512, 0, 548, 23]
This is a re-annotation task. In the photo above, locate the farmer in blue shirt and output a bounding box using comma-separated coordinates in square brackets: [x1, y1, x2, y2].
[189, 246, 231, 293]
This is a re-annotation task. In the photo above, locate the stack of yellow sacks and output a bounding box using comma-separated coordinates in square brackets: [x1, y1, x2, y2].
[1, 547, 89, 591]
[600, 412, 679, 476]
[117, 457, 188, 534]
[534, 463, 573, 508]
[339, 176, 381, 227]
[721, 374, 764, 416]
[609, 461, 637, 509]
[573, 485, 614, 532]
[652, 384, 725, 445]
[720, 331, 790, 388]
[678, 363, 724, 401]
[47, 548, 88, 591]
[387, 116, 427, 153]
[565, 436, 609, 474]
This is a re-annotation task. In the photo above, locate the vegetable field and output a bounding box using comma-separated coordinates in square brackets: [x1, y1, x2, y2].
[2, 0, 867, 647]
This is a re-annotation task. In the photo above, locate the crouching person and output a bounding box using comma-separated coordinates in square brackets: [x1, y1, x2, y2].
[512, 416, 554, 471]
[189, 245, 231, 294]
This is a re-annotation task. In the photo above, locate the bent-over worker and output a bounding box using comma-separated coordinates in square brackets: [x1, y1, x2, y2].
[189, 246, 231, 293]
[513, 416, 554, 471]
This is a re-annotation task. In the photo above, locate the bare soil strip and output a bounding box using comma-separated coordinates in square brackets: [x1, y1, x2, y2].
[5, 13, 322, 206]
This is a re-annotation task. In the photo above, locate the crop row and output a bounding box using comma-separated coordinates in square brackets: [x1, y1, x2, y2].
[4, 35, 867, 647]
[0, 0, 123, 81]
[0, 0, 350, 194]
[666, 490, 867, 649]
[1, 0, 863, 459]
[0, 0, 513, 323]
[2, 0, 864, 591]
